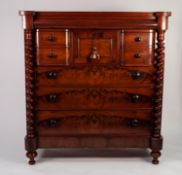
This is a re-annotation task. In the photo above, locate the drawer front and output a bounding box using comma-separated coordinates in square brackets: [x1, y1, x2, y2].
[123, 30, 154, 47]
[36, 110, 152, 136]
[122, 48, 153, 66]
[36, 48, 68, 65]
[36, 29, 67, 47]
[72, 30, 119, 64]
[121, 30, 155, 66]
[36, 87, 153, 110]
[36, 66, 153, 87]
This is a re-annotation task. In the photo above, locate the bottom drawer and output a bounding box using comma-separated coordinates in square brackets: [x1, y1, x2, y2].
[36, 110, 152, 136]
[38, 135, 150, 148]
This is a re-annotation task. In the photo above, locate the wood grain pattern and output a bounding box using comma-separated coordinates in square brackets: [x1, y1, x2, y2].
[72, 30, 118, 64]
[36, 66, 154, 87]
[20, 11, 171, 164]
[36, 29, 67, 47]
[36, 47, 68, 65]
[36, 87, 153, 110]
[121, 30, 155, 66]
[37, 110, 152, 136]
[38, 136, 151, 148]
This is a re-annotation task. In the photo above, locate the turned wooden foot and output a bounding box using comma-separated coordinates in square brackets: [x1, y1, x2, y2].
[26, 151, 37, 165]
[151, 151, 161, 165]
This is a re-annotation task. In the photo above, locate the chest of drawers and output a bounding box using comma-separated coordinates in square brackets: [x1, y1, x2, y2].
[19, 11, 171, 165]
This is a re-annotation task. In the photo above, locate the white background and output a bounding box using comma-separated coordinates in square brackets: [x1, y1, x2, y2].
[0, 0, 182, 174]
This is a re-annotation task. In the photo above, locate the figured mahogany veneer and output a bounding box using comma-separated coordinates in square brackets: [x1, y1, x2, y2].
[36, 66, 154, 86]
[19, 11, 171, 165]
[37, 87, 153, 110]
[37, 110, 152, 136]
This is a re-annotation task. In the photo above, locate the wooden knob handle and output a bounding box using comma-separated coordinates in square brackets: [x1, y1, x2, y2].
[131, 94, 141, 103]
[134, 53, 141, 59]
[47, 72, 57, 79]
[48, 53, 57, 58]
[47, 119, 59, 127]
[47, 36, 56, 41]
[129, 119, 140, 127]
[47, 94, 57, 102]
[89, 46, 100, 60]
[135, 37, 142, 42]
[131, 71, 142, 79]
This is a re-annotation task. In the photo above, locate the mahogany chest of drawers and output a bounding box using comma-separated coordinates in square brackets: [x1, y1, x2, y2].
[19, 11, 171, 165]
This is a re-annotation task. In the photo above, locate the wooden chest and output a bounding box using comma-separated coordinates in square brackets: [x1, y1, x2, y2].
[19, 11, 171, 165]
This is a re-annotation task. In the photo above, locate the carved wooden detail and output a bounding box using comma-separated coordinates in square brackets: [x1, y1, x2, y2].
[153, 31, 165, 139]
[72, 30, 118, 64]
[151, 151, 161, 165]
[25, 30, 35, 139]
[89, 46, 100, 61]
[26, 151, 37, 165]
[151, 31, 165, 164]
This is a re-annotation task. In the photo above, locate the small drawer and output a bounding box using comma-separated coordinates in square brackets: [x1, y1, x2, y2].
[122, 30, 154, 48]
[36, 110, 152, 136]
[36, 29, 68, 47]
[121, 30, 155, 66]
[122, 48, 153, 66]
[36, 48, 69, 65]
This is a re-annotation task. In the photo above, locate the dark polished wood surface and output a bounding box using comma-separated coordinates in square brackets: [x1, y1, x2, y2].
[20, 11, 171, 165]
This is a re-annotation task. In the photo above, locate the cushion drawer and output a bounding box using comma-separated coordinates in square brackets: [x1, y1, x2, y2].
[36, 29, 67, 47]
[36, 110, 152, 136]
[36, 66, 153, 87]
[36, 87, 153, 110]
[36, 48, 68, 65]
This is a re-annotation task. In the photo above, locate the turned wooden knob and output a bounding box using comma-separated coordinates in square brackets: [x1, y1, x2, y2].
[89, 46, 100, 60]
[129, 119, 140, 127]
[48, 53, 57, 58]
[134, 53, 141, 59]
[131, 71, 142, 79]
[48, 119, 59, 127]
[47, 36, 56, 41]
[135, 37, 142, 42]
[131, 94, 141, 103]
[47, 72, 57, 79]
[47, 94, 57, 102]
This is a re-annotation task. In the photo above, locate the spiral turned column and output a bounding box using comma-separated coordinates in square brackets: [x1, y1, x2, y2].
[151, 31, 165, 164]
[24, 29, 37, 165]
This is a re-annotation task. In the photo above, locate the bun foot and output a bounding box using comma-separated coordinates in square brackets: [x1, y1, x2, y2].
[26, 151, 37, 165]
[152, 159, 159, 165]
[29, 160, 36, 165]
[151, 151, 161, 165]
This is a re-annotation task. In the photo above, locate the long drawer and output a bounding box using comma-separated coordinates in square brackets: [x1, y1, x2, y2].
[36, 87, 153, 110]
[36, 66, 153, 87]
[36, 110, 152, 136]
